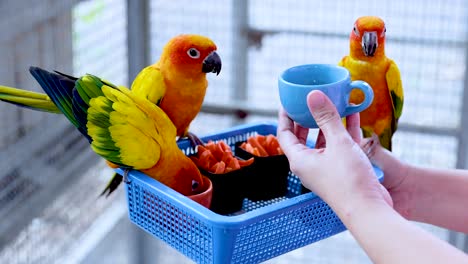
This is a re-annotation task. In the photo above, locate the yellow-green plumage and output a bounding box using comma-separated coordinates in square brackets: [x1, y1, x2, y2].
[0, 85, 60, 113]
[87, 85, 168, 168]
[0, 34, 223, 197]
[86, 84, 204, 195]
[0, 67, 205, 196]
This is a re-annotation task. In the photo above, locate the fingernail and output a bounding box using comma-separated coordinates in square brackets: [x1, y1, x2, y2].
[308, 90, 326, 110]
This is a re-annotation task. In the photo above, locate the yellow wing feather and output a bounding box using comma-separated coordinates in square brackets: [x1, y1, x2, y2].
[87, 85, 176, 170]
[338, 56, 346, 67]
[386, 60, 404, 122]
[131, 65, 166, 104]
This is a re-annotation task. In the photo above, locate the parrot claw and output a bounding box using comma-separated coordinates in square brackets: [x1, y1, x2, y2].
[186, 132, 205, 147]
[360, 133, 380, 159]
[123, 169, 131, 184]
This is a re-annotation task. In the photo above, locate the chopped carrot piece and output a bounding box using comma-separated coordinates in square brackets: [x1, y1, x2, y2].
[199, 150, 216, 170]
[277, 147, 284, 155]
[211, 161, 226, 174]
[227, 157, 240, 171]
[240, 142, 247, 149]
[257, 135, 266, 146]
[252, 148, 261, 156]
[191, 140, 254, 174]
[244, 143, 255, 154]
[210, 142, 224, 161]
[221, 151, 231, 164]
[238, 157, 254, 167]
[247, 137, 268, 157]
[219, 140, 232, 153]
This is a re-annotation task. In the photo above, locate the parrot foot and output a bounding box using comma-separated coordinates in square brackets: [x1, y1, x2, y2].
[123, 169, 131, 184]
[361, 133, 380, 159]
[186, 132, 205, 147]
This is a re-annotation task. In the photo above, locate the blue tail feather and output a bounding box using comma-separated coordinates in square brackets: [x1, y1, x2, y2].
[29, 67, 76, 124]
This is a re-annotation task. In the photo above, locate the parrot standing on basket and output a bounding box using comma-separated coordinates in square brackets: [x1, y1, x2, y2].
[104, 34, 221, 195]
[0, 34, 222, 196]
[0, 67, 206, 196]
[339, 16, 403, 150]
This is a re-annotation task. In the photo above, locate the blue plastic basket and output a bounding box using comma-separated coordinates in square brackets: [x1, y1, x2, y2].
[120, 122, 384, 264]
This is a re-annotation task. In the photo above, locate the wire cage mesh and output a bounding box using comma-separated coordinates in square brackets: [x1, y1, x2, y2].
[0, 0, 128, 263]
[0, 0, 467, 263]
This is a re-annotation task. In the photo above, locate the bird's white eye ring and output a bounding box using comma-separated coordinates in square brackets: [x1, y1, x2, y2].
[187, 48, 200, 59]
[353, 25, 360, 37]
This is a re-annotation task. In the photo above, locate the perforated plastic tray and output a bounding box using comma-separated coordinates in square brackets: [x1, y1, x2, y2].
[120, 122, 384, 264]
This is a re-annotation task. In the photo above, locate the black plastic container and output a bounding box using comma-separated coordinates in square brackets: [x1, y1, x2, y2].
[235, 142, 290, 201]
[200, 165, 252, 215]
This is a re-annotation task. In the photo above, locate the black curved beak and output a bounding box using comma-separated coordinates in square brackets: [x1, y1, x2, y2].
[362, 31, 378, 57]
[202, 51, 222, 75]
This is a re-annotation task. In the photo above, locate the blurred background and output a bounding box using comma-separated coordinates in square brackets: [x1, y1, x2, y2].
[0, 0, 467, 263]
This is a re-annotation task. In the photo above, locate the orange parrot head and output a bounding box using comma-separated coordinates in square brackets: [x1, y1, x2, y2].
[160, 34, 221, 77]
[171, 157, 206, 196]
[349, 16, 386, 59]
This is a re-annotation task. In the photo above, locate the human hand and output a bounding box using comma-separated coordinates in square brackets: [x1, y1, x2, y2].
[361, 134, 412, 218]
[277, 90, 392, 214]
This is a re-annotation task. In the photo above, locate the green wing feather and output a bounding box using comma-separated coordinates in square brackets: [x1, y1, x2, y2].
[0, 85, 60, 113]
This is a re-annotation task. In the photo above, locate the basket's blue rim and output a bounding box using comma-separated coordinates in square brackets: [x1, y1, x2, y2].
[119, 121, 384, 229]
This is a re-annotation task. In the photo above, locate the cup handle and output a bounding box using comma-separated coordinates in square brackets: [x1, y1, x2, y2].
[343, 80, 374, 116]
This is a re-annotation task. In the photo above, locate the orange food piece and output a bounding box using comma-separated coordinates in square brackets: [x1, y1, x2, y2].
[257, 135, 266, 146]
[240, 134, 284, 156]
[238, 157, 254, 167]
[247, 137, 268, 157]
[191, 140, 251, 174]
[227, 157, 240, 171]
[219, 140, 232, 153]
[211, 161, 226, 174]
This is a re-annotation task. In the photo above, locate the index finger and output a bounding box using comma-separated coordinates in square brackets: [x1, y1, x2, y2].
[277, 108, 306, 157]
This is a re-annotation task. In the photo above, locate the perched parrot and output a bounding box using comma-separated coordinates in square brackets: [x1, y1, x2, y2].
[131, 34, 221, 143]
[106, 34, 221, 195]
[0, 34, 221, 196]
[339, 16, 403, 150]
[0, 67, 206, 196]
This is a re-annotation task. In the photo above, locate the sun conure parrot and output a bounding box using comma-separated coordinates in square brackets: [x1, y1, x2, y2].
[0, 34, 222, 196]
[106, 34, 221, 195]
[131, 34, 221, 143]
[339, 16, 403, 150]
[0, 67, 206, 196]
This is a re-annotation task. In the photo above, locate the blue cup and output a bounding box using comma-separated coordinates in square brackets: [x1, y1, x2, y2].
[278, 64, 374, 128]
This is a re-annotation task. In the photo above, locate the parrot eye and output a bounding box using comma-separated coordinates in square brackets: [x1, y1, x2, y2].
[191, 180, 200, 191]
[381, 27, 386, 37]
[353, 26, 360, 37]
[187, 48, 201, 59]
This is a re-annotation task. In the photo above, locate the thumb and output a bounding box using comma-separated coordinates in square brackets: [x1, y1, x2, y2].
[307, 90, 347, 141]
